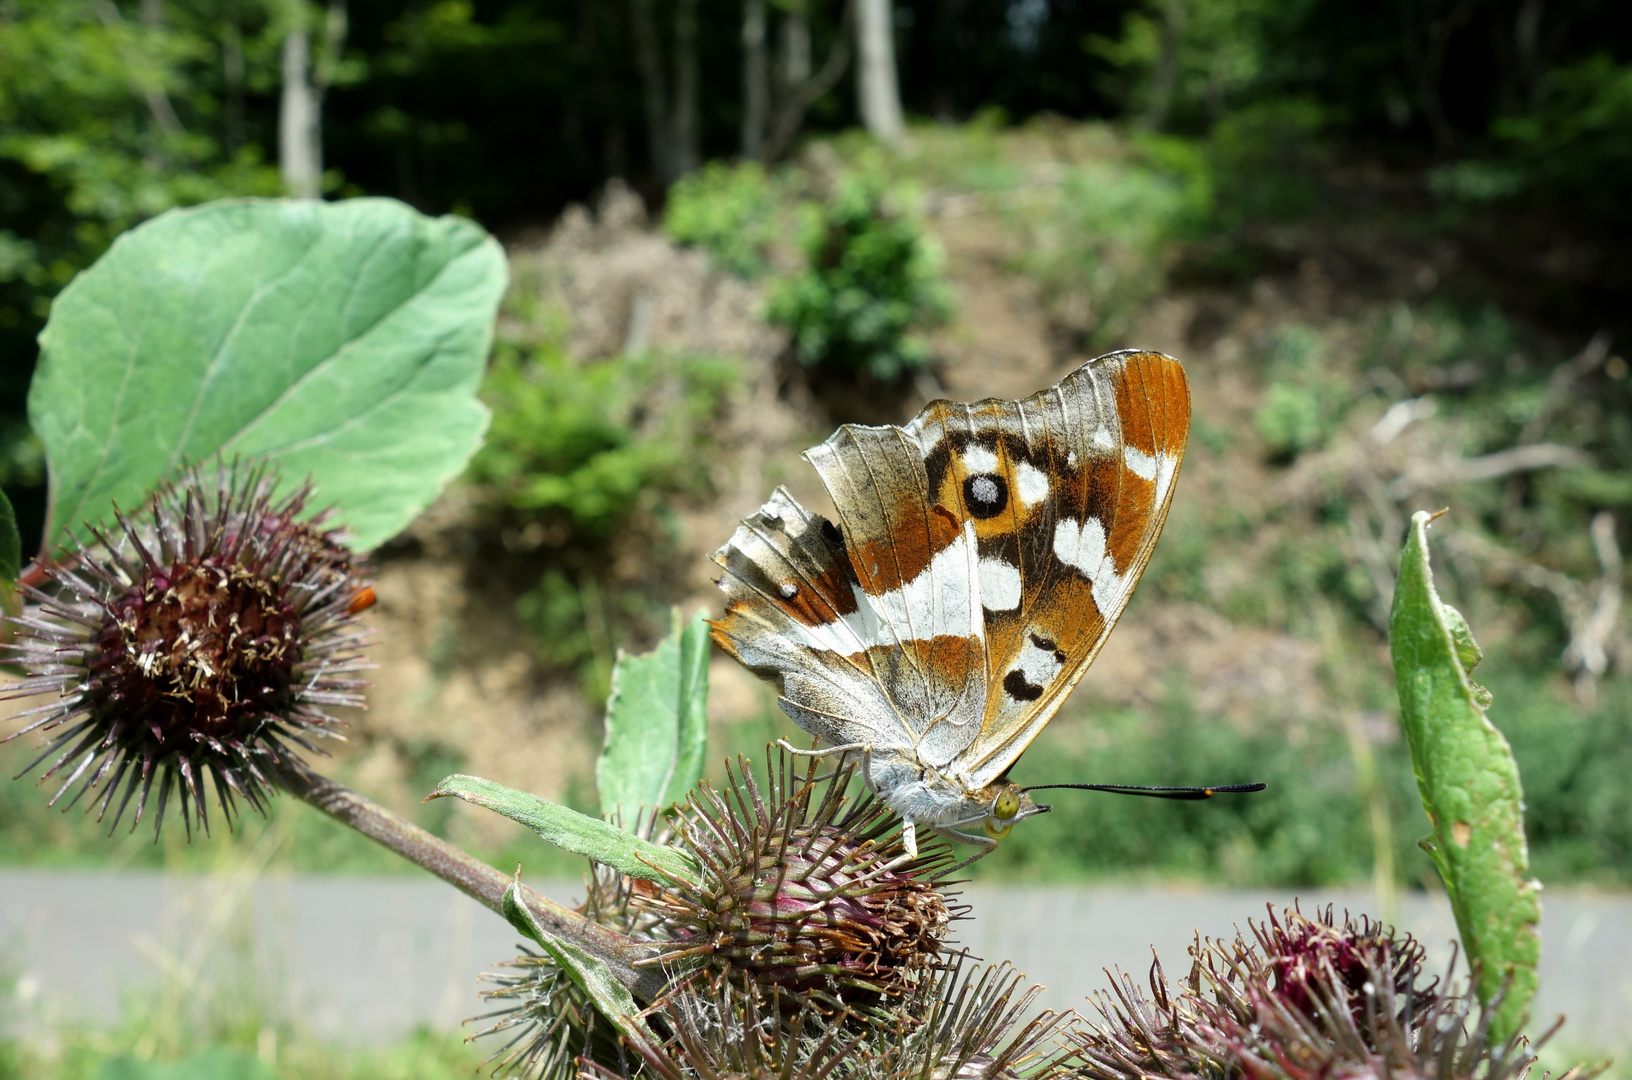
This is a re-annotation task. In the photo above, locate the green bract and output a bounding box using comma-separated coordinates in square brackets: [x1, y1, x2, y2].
[1389, 510, 1541, 1041]
[597, 609, 711, 824]
[31, 197, 506, 554]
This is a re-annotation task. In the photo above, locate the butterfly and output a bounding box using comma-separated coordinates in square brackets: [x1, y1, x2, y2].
[711, 350, 1247, 862]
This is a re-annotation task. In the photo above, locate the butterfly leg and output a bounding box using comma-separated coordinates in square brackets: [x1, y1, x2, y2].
[776, 738, 870, 758]
[940, 837, 1001, 876]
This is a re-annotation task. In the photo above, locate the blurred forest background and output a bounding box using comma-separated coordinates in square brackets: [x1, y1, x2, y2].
[1, 0, 1631, 905]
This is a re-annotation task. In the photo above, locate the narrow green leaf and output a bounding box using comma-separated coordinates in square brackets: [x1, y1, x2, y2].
[31, 197, 507, 554]
[502, 881, 647, 1042]
[427, 773, 702, 886]
[1389, 510, 1541, 1041]
[596, 608, 711, 822]
[0, 488, 18, 586]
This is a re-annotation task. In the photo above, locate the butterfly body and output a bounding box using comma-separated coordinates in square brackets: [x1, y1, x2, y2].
[711, 350, 1191, 855]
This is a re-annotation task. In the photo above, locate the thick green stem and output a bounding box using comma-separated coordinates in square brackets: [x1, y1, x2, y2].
[280, 764, 668, 1003]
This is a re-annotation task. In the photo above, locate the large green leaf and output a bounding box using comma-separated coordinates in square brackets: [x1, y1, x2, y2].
[596, 609, 711, 822]
[427, 773, 702, 886]
[1389, 510, 1541, 1041]
[31, 197, 506, 555]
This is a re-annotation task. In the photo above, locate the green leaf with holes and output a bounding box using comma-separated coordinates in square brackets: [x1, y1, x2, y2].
[1390, 511, 1540, 1041]
[596, 608, 711, 823]
[31, 197, 506, 555]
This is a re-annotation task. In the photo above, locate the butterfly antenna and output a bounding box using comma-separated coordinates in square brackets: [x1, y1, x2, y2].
[1021, 782, 1267, 800]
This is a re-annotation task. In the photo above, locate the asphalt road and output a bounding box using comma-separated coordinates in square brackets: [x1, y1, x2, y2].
[1, 870, 1626, 1048]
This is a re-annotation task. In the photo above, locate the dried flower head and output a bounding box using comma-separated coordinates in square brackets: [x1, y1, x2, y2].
[1072, 905, 1602, 1080]
[2, 461, 372, 837]
[640, 750, 962, 1007]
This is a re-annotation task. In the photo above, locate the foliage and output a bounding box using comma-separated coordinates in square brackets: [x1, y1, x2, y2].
[1490, 55, 1632, 223]
[663, 161, 781, 278]
[595, 609, 711, 823]
[468, 344, 736, 539]
[465, 339, 736, 686]
[30, 198, 506, 555]
[766, 171, 953, 383]
[1252, 324, 1347, 458]
[1391, 512, 1540, 1040]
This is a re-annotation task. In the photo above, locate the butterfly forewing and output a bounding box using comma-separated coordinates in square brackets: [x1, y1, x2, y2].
[944, 350, 1190, 787]
[710, 350, 1190, 793]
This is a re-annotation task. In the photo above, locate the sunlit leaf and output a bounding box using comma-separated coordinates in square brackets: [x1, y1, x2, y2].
[31, 197, 506, 554]
[1389, 510, 1540, 1041]
[427, 773, 702, 886]
[596, 608, 711, 823]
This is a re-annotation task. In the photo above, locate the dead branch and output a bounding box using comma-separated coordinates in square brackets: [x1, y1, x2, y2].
[1387, 441, 1590, 499]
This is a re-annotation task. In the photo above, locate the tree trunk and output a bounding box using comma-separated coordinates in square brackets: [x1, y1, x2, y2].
[223, 0, 247, 151]
[766, 0, 854, 163]
[856, 0, 903, 143]
[673, 0, 701, 175]
[279, 0, 345, 199]
[780, 1, 811, 90]
[1143, 0, 1185, 130]
[630, 0, 677, 182]
[741, 0, 768, 160]
[280, 7, 321, 199]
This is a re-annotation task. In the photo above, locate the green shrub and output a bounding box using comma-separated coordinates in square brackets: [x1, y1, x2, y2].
[1251, 324, 1347, 459]
[468, 343, 737, 538]
[465, 340, 736, 690]
[663, 161, 781, 278]
[766, 172, 953, 383]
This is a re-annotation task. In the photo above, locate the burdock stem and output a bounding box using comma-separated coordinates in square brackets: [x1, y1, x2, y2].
[279, 764, 668, 1002]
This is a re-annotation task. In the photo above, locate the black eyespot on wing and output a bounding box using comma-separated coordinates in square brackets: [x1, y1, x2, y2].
[1002, 669, 1044, 702]
[963, 473, 1009, 519]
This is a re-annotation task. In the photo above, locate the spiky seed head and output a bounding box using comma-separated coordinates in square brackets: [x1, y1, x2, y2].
[2, 461, 372, 838]
[641, 750, 960, 1008]
[1073, 905, 1604, 1080]
[868, 955, 1074, 1080]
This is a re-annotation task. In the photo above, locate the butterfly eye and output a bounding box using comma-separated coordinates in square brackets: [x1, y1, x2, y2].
[992, 789, 1020, 820]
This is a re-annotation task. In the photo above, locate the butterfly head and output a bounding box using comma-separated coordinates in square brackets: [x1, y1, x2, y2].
[939, 780, 1048, 845]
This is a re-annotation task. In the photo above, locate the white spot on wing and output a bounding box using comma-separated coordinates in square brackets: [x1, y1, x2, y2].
[1093, 426, 1115, 450]
[961, 445, 1000, 473]
[1015, 461, 1049, 508]
[1053, 516, 1125, 613]
[1155, 453, 1180, 505]
[795, 521, 980, 654]
[1014, 636, 1063, 689]
[978, 557, 1022, 611]
[1067, 450, 1078, 468]
[1052, 517, 1107, 576]
[1090, 556, 1125, 614]
[1123, 446, 1157, 480]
